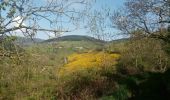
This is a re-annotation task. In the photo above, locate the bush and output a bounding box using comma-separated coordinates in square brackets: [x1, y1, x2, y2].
[117, 38, 169, 74]
[0, 50, 58, 100]
[56, 52, 120, 99]
[58, 52, 120, 76]
[100, 85, 130, 100]
[56, 67, 118, 99]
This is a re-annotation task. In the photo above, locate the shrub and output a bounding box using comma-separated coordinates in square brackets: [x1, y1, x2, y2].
[58, 52, 120, 76]
[56, 52, 120, 99]
[0, 49, 58, 100]
[117, 38, 169, 74]
[56, 67, 118, 99]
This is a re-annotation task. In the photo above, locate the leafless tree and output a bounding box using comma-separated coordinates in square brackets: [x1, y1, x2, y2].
[0, 0, 93, 38]
[86, 9, 115, 41]
[0, 0, 94, 60]
[111, 0, 170, 42]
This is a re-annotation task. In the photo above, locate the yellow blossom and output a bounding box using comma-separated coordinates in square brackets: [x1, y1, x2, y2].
[58, 52, 120, 76]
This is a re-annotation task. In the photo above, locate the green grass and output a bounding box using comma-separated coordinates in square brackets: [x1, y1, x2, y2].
[0, 39, 106, 99]
[1, 37, 169, 100]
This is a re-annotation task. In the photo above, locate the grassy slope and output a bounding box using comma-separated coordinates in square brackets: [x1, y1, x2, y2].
[24, 36, 129, 68]
[25, 38, 105, 67]
[0, 35, 129, 99]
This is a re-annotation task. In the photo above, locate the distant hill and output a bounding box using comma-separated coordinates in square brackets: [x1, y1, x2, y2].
[1, 35, 129, 46]
[15, 37, 44, 46]
[41, 35, 130, 50]
[43, 35, 105, 43]
[39, 35, 106, 52]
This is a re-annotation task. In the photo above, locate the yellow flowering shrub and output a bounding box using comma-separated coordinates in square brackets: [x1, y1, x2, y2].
[56, 52, 120, 99]
[59, 52, 120, 76]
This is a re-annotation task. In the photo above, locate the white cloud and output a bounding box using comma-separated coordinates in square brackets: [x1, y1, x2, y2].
[12, 16, 26, 27]
[5, 16, 27, 37]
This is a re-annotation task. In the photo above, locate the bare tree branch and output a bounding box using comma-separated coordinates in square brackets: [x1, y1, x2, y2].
[111, 0, 170, 41]
[0, 0, 93, 38]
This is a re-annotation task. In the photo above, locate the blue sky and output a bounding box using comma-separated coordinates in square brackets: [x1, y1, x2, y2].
[1, 0, 125, 40]
[34, 0, 125, 40]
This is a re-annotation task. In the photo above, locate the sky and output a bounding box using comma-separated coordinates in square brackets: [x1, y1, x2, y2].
[1, 0, 125, 40]
[35, 0, 125, 40]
